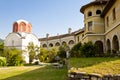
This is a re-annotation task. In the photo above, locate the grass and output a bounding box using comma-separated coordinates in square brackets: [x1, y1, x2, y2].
[69, 57, 120, 76]
[0, 65, 67, 80]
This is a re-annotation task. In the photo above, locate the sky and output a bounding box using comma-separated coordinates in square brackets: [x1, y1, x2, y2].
[0, 0, 92, 39]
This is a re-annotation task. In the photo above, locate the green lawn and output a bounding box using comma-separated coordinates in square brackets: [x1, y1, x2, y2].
[69, 57, 120, 76]
[0, 65, 67, 80]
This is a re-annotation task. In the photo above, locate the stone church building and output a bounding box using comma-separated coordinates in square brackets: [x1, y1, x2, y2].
[4, 20, 39, 63]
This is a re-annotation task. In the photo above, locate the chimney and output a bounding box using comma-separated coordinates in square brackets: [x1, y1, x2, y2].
[68, 28, 72, 34]
[46, 33, 49, 38]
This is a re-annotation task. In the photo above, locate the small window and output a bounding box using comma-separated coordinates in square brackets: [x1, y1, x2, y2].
[88, 21, 92, 31]
[96, 10, 101, 15]
[106, 16, 109, 27]
[12, 40, 14, 46]
[112, 8, 116, 20]
[62, 41, 67, 45]
[43, 44, 47, 48]
[55, 42, 60, 46]
[82, 34, 84, 37]
[88, 11, 92, 17]
[49, 43, 53, 47]
[69, 40, 74, 45]
[77, 36, 79, 42]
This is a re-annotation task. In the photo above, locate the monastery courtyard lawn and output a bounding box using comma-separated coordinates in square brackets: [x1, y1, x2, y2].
[69, 57, 120, 76]
[1, 57, 120, 80]
[0, 65, 67, 80]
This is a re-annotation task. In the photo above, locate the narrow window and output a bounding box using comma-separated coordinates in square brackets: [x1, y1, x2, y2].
[77, 36, 79, 42]
[12, 40, 14, 46]
[106, 16, 109, 27]
[112, 8, 116, 20]
[84, 24, 86, 31]
[88, 21, 92, 31]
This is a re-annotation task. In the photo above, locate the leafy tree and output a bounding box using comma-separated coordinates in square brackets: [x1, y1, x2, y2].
[70, 42, 82, 57]
[0, 43, 4, 56]
[38, 48, 48, 62]
[38, 47, 58, 62]
[47, 47, 58, 62]
[57, 46, 66, 58]
[0, 56, 6, 66]
[4, 48, 24, 66]
[27, 42, 40, 64]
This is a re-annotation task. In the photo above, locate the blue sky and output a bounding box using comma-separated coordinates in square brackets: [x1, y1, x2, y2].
[0, 0, 92, 39]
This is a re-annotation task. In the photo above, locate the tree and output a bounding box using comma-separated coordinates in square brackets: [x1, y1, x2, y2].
[0, 56, 6, 66]
[38, 47, 58, 62]
[4, 48, 24, 66]
[0, 43, 4, 56]
[57, 44, 70, 59]
[27, 42, 40, 64]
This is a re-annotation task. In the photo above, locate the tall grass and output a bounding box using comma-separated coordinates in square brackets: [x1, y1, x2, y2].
[69, 57, 120, 75]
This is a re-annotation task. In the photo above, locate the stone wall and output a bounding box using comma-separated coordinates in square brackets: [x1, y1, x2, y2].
[68, 72, 120, 80]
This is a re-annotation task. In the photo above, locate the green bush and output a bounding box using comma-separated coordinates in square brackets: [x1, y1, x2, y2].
[70, 42, 82, 57]
[80, 41, 98, 57]
[27, 42, 40, 64]
[4, 48, 24, 66]
[38, 47, 57, 63]
[57, 45, 66, 59]
[0, 57, 6, 66]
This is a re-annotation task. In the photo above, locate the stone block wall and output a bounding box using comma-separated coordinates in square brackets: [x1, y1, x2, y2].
[68, 72, 120, 80]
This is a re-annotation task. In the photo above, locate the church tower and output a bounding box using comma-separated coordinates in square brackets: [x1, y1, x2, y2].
[13, 20, 32, 33]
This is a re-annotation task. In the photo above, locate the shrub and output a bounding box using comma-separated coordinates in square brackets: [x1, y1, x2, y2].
[0, 57, 6, 66]
[57, 46, 66, 59]
[70, 42, 82, 57]
[27, 42, 40, 64]
[4, 48, 24, 66]
[80, 41, 98, 57]
[38, 47, 57, 63]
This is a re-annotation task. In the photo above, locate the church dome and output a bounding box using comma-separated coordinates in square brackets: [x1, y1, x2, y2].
[13, 19, 32, 33]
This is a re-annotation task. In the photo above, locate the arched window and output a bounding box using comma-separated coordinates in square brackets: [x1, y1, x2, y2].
[20, 22, 26, 32]
[13, 23, 18, 32]
[88, 11, 92, 17]
[27, 24, 32, 33]
[106, 39, 111, 52]
[43, 44, 47, 48]
[68, 40, 74, 45]
[12, 40, 14, 46]
[112, 35, 119, 53]
[49, 43, 53, 47]
[95, 41, 103, 54]
[62, 41, 67, 45]
[96, 10, 101, 15]
[55, 42, 60, 46]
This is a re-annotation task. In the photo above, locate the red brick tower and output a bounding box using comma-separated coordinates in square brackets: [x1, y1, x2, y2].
[13, 20, 32, 33]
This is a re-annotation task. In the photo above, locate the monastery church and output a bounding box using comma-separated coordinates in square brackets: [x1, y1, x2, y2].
[4, 20, 40, 63]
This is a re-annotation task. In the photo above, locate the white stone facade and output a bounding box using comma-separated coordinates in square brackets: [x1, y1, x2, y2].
[4, 20, 40, 63]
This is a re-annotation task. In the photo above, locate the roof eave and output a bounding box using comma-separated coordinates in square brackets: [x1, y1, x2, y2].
[101, 0, 116, 17]
[80, 1, 108, 14]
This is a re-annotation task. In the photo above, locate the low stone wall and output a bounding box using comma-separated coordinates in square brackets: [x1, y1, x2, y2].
[68, 72, 120, 80]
